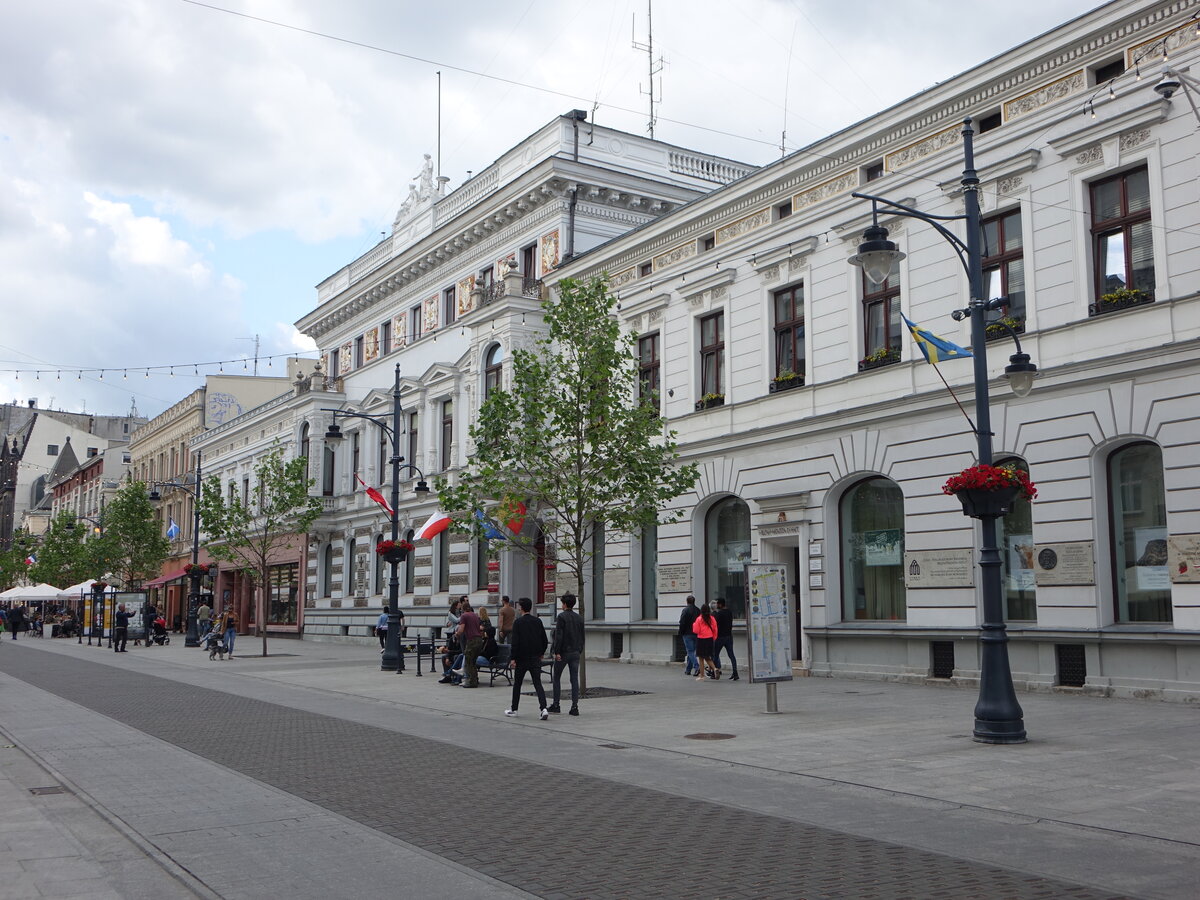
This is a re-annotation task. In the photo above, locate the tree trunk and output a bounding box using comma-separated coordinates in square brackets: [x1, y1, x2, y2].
[259, 566, 268, 657]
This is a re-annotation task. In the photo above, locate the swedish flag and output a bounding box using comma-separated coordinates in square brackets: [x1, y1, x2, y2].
[901, 314, 972, 364]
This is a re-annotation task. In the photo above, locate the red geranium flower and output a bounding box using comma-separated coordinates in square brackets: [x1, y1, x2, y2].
[943, 464, 1037, 500]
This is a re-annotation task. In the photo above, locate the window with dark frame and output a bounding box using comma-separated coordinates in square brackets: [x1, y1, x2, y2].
[381, 319, 392, 355]
[701, 234, 715, 252]
[409, 306, 422, 342]
[1090, 167, 1155, 301]
[354, 335, 364, 368]
[377, 428, 387, 484]
[406, 411, 419, 475]
[329, 349, 339, 379]
[403, 528, 416, 594]
[776, 200, 793, 220]
[1092, 58, 1125, 85]
[639, 262, 653, 278]
[773, 283, 805, 381]
[437, 532, 450, 593]
[351, 431, 360, 479]
[521, 243, 537, 276]
[443, 286, 456, 326]
[699, 312, 724, 398]
[484, 344, 503, 397]
[977, 111, 1002, 133]
[864, 161, 884, 181]
[638, 333, 660, 406]
[440, 399, 453, 471]
[861, 260, 901, 363]
[474, 539, 489, 591]
[981, 209, 1026, 322]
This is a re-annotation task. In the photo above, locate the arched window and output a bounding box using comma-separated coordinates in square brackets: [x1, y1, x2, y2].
[705, 496, 750, 618]
[345, 538, 356, 595]
[299, 423, 310, 478]
[1108, 442, 1171, 623]
[322, 444, 335, 496]
[996, 457, 1035, 622]
[484, 343, 504, 397]
[403, 528, 415, 594]
[841, 477, 905, 621]
[322, 544, 334, 597]
[374, 532, 386, 595]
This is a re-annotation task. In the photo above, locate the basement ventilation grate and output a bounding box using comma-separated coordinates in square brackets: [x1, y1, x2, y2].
[29, 786, 68, 796]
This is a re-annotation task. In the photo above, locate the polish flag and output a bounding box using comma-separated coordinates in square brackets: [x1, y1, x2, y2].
[504, 500, 527, 535]
[355, 474, 394, 516]
[415, 510, 452, 541]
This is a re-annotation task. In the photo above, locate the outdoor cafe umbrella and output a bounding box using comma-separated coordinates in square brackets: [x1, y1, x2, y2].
[0, 583, 64, 606]
[57, 579, 98, 601]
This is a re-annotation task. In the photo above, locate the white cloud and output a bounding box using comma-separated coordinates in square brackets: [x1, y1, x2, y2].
[84, 192, 210, 283]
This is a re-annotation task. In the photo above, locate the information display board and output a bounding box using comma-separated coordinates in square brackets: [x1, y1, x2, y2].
[744, 563, 793, 684]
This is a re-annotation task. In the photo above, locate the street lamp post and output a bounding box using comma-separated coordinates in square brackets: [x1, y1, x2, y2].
[324, 363, 429, 673]
[149, 452, 204, 648]
[849, 118, 1032, 744]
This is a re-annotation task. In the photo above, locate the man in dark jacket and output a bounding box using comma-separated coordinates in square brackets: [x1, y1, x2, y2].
[679, 595, 700, 675]
[113, 603, 131, 652]
[505, 597, 549, 720]
[456, 601, 483, 688]
[548, 593, 585, 716]
[712, 597, 739, 681]
[7, 605, 24, 640]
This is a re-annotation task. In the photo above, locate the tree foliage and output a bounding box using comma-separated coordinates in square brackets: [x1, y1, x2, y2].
[438, 275, 697, 613]
[99, 480, 170, 588]
[28, 512, 94, 588]
[0, 529, 36, 591]
[197, 445, 322, 657]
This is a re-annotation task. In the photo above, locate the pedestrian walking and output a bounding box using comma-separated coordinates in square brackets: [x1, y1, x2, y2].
[113, 603, 131, 652]
[497, 595, 515, 643]
[678, 596, 700, 675]
[548, 593, 584, 716]
[692, 602, 718, 680]
[376, 610, 389, 652]
[221, 609, 239, 658]
[197, 601, 212, 638]
[456, 601, 483, 688]
[505, 597, 549, 720]
[712, 598, 739, 681]
[7, 605, 24, 640]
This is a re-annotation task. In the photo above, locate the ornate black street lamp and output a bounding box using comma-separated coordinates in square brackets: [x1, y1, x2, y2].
[324, 363, 429, 672]
[149, 453, 204, 647]
[848, 118, 1034, 744]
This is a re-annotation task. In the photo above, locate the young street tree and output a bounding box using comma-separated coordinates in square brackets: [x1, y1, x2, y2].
[101, 480, 170, 588]
[198, 445, 322, 658]
[439, 274, 698, 626]
[29, 512, 93, 588]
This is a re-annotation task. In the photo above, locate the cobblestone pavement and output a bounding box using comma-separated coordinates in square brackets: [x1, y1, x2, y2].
[0, 648, 1133, 900]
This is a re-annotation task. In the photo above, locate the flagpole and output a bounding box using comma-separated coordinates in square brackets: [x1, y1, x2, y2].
[928, 361, 978, 435]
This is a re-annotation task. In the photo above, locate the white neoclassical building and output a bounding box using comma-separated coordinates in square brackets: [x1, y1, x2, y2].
[551, 0, 1200, 699]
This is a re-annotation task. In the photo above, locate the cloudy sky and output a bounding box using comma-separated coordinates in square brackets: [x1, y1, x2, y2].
[1, 0, 1104, 420]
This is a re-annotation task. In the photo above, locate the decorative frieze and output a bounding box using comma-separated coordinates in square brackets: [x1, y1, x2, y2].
[885, 123, 961, 172]
[539, 229, 560, 275]
[1120, 127, 1151, 151]
[654, 241, 697, 271]
[715, 207, 771, 244]
[456, 275, 476, 316]
[1127, 19, 1200, 66]
[608, 266, 637, 290]
[1003, 69, 1086, 122]
[1076, 145, 1103, 166]
[793, 170, 858, 212]
[996, 175, 1024, 196]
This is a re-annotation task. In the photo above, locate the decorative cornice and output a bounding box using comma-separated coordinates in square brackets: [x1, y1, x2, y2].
[1046, 95, 1171, 157]
[678, 267, 737, 301]
[750, 236, 820, 272]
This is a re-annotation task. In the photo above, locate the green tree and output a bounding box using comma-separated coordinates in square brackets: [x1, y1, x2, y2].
[439, 275, 697, 655]
[0, 530, 36, 591]
[197, 445, 322, 658]
[28, 512, 93, 587]
[100, 480, 170, 588]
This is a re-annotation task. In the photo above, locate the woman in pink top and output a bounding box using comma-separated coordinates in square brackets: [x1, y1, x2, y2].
[692, 602, 719, 680]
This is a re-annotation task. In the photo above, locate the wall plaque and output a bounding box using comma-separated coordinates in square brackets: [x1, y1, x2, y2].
[758, 523, 800, 538]
[657, 564, 692, 593]
[1034, 541, 1095, 586]
[604, 568, 630, 594]
[903, 550, 975, 588]
[1168, 534, 1200, 584]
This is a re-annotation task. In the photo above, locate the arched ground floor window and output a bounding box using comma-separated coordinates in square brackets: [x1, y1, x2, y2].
[1109, 442, 1171, 623]
[705, 496, 750, 618]
[841, 477, 906, 621]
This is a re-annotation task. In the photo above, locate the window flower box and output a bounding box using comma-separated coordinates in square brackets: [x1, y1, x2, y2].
[858, 348, 900, 371]
[769, 372, 804, 393]
[695, 393, 725, 411]
[943, 464, 1037, 519]
[1088, 288, 1153, 317]
[984, 316, 1025, 342]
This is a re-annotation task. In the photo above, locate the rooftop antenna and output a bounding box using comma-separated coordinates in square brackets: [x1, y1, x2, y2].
[236, 334, 261, 375]
[437, 71, 442, 182]
[632, 0, 664, 139]
[781, 21, 799, 158]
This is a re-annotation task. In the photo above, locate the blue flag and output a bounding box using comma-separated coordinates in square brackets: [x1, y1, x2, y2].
[901, 314, 972, 364]
[473, 509, 508, 542]
[166, 518, 181, 540]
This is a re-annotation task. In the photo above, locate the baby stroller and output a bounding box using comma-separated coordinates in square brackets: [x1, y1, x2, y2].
[201, 628, 228, 660]
[151, 617, 170, 646]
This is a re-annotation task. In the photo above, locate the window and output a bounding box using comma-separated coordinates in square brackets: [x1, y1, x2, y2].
[443, 287, 456, 326]
[705, 497, 750, 618]
[322, 544, 334, 597]
[382, 319, 392, 355]
[47, 444, 59, 456]
[640, 524, 658, 620]
[699, 312, 724, 398]
[521, 243, 537, 276]
[996, 457, 1036, 622]
[330, 348, 339, 379]
[267, 563, 299, 625]
[440, 400, 453, 471]
[484, 344, 504, 398]
[982, 210, 1026, 323]
[591, 523, 605, 620]
[242, 477, 250, 505]
[1108, 442, 1171, 623]
[776, 200, 793, 220]
[977, 111, 1002, 133]
[478, 266, 494, 294]
[354, 336, 364, 368]
[300, 423, 310, 478]
[404, 528, 416, 594]
[1092, 58, 1124, 85]
[638, 333, 660, 406]
[474, 539, 489, 592]
[351, 431, 361, 478]
[406, 411, 419, 471]
[374, 533, 386, 595]
[409, 306, 422, 342]
[436, 532, 450, 593]
[700, 234, 715, 252]
[345, 538, 356, 595]
[1091, 167, 1154, 300]
[87, 447, 98, 458]
[639, 262, 653, 278]
[864, 161, 884, 182]
[322, 443, 335, 496]
[841, 477, 905, 621]
[861, 259, 901, 362]
[378, 428, 388, 484]
[773, 283, 805, 381]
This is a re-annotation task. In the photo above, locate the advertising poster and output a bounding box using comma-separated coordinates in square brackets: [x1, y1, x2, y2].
[744, 563, 793, 684]
[864, 529, 902, 567]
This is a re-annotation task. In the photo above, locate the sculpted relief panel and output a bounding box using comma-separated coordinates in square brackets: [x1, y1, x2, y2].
[1003, 70, 1086, 122]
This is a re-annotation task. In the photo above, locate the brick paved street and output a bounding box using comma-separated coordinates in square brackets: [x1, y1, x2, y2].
[0, 645, 1144, 900]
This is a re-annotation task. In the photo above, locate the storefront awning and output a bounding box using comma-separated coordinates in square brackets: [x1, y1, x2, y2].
[143, 567, 190, 589]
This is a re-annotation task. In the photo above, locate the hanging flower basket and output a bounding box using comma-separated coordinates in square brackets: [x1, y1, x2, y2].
[376, 539, 414, 564]
[943, 464, 1037, 519]
[183, 563, 211, 576]
[92, 581, 108, 593]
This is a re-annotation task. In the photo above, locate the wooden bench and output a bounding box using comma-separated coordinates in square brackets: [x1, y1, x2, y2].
[480, 644, 513, 686]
